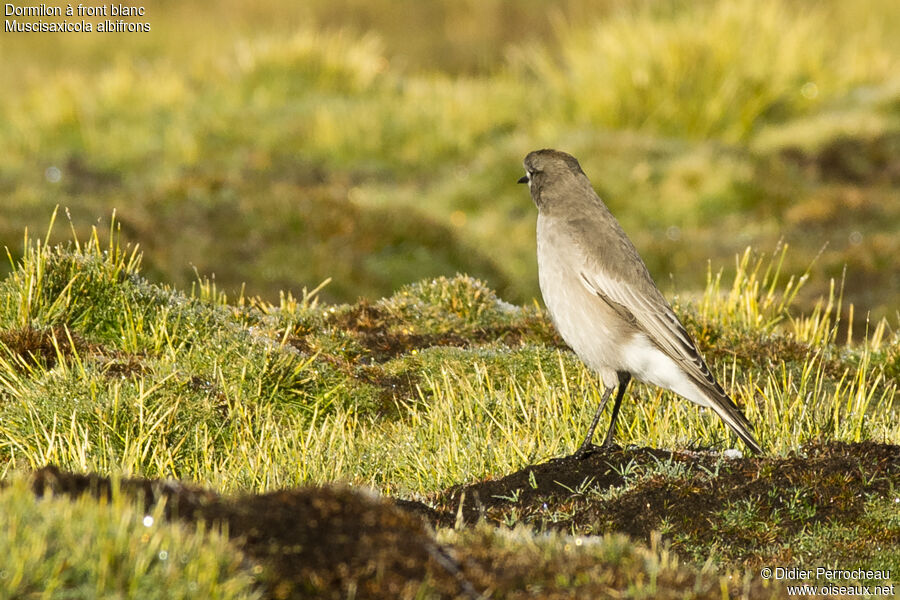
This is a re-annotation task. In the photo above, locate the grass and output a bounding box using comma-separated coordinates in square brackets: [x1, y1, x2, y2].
[0, 217, 896, 595]
[0, 475, 259, 599]
[0, 219, 896, 493]
[0, 220, 898, 494]
[513, 0, 896, 141]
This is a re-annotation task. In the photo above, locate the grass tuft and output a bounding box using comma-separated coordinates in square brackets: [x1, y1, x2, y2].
[0, 475, 259, 599]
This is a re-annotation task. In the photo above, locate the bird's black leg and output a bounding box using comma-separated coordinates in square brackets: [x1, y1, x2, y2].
[573, 385, 614, 458]
[601, 372, 631, 448]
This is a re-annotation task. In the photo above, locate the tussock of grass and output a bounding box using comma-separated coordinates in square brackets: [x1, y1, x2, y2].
[514, 0, 896, 141]
[0, 475, 258, 599]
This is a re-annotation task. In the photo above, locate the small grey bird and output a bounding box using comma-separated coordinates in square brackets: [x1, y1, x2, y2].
[519, 149, 761, 455]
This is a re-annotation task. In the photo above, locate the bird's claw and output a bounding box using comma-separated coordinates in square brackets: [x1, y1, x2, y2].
[572, 443, 600, 459]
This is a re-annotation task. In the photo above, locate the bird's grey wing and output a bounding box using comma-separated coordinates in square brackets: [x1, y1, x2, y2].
[577, 268, 720, 390]
[544, 212, 760, 452]
[560, 217, 720, 392]
[581, 266, 762, 452]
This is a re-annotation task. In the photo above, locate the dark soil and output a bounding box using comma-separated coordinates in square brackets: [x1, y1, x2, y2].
[0, 324, 153, 378]
[0, 325, 89, 370]
[23, 441, 899, 598]
[427, 442, 900, 562]
[30, 466, 472, 600]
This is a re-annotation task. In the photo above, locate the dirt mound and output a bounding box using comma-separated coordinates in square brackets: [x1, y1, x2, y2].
[31, 466, 473, 600]
[22, 441, 899, 598]
[427, 442, 900, 563]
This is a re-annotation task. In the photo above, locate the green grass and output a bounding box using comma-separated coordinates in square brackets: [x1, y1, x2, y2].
[514, 0, 896, 141]
[0, 218, 896, 596]
[0, 475, 259, 599]
[0, 220, 896, 493]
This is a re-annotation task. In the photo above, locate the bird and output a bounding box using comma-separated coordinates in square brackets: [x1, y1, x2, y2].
[518, 148, 762, 456]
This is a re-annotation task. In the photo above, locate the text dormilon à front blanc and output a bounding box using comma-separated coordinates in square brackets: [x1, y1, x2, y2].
[5, 3, 150, 32]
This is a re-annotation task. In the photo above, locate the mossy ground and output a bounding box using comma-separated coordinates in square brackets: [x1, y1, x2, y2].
[0, 225, 897, 597]
[11, 442, 898, 598]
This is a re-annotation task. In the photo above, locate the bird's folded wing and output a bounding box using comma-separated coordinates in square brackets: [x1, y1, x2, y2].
[578, 269, 720, 393]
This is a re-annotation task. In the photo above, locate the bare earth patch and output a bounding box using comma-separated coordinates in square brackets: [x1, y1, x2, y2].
[23, 441, 898, 598]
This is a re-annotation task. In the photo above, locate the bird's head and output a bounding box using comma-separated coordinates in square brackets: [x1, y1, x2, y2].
[518, 149, 588, 210]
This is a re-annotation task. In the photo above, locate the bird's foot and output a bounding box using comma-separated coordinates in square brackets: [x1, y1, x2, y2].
[599, 431, 622, 451]
[600, 439, 622, 452]
[571, 443, 601, 459]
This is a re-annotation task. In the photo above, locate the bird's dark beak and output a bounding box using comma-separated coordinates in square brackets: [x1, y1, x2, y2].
[517, 175, 528, 184]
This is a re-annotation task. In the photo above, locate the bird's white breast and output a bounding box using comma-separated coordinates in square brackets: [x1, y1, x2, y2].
[537, 216, 621, 387]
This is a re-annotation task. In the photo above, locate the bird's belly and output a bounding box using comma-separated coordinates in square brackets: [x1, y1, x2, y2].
[620, 334, 711, 408]
[538, 254, 621, 386]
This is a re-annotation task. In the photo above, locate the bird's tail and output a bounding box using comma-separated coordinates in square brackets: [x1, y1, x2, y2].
[704, 387, 762, 454]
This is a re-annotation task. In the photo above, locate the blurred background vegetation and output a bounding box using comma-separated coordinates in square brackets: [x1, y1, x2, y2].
[1, 0, 898, 324]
